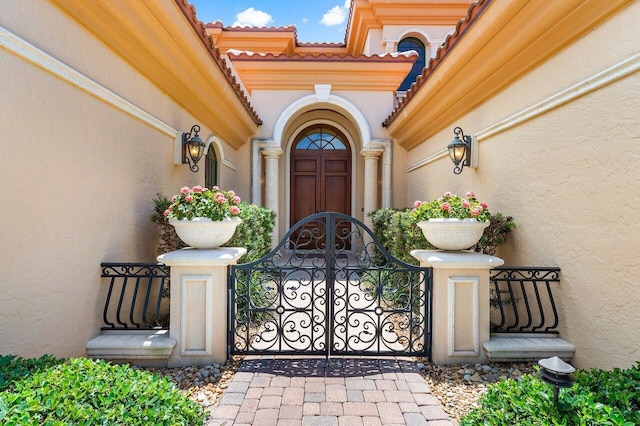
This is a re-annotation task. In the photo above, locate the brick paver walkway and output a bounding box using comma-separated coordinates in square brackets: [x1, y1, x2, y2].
[206, 357, 455, 425]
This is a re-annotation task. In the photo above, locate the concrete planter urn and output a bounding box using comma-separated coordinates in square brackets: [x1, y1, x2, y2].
[169, 217, 241, 249]
[417, 218, 489, 251]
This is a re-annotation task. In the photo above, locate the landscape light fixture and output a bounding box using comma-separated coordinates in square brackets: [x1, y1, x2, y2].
[182, 125, 205, 172]
[447, 126, 472, 174]
[538, 356, 575, 407]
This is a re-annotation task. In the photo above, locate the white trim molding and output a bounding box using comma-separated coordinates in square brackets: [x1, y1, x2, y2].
[407, 53, 640, 173]
[0, 24, 177, 138]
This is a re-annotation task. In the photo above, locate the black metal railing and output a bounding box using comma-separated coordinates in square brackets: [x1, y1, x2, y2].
[490, 267, 561, 334]
[100, 263, 170, 330]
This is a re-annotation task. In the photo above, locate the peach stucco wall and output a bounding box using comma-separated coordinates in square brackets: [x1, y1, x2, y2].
[403, 2, 639, 369]
[0, 1, 246, 358]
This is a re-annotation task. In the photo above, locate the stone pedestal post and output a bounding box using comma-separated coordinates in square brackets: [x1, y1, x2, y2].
[157, 247, 246, 367]
[411, 250, 504, 364]
[262, 148, 282, 247]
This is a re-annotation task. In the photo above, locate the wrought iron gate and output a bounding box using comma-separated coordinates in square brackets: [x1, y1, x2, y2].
[228, 212, 433, 358]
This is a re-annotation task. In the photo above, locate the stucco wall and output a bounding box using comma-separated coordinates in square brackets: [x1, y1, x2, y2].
[403, 2, 640, 369]
[0, 1, 244, 357]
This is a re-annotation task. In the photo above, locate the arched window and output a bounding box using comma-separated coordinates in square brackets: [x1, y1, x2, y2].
[397, 37, 426, 91]
[294, 126, 347, 150]
[205, 144, 218, 189]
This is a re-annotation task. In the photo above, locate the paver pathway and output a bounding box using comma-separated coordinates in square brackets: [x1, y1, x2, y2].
[206, 357, 456, 425]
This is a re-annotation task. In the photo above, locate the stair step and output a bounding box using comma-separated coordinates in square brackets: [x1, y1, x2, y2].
[483, 335, 575, 362]
[86, 330, 176, 366]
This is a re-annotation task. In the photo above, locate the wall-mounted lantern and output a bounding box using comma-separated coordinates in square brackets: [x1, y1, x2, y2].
[538, 356, 575, 407]
[182, 125, 205, 172]
[447, 126, 474, 174]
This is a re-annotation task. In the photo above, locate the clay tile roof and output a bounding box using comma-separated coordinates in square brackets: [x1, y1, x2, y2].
[175, 0, 262, 125]
[227, 50, 418, 62]
[221, 25, 297, 34]
[297, 42, 347, 48]
[382, 0, 491, 127]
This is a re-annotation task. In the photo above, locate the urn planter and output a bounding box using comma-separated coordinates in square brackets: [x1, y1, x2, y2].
[417, 218, 489, 251]
[169, 217, 241, 249]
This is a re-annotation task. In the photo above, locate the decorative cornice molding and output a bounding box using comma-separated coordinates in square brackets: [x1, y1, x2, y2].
[406, 53, 640, 173]
[0, 24, 177, 138]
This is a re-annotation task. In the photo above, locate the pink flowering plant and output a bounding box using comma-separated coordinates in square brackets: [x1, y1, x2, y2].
[164, 185, 241, 221]
[412, 191, 490, 222]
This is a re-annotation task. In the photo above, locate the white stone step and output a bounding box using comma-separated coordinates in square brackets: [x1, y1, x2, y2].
[482, 334, 575, 362]
[86, 329, 176, 366]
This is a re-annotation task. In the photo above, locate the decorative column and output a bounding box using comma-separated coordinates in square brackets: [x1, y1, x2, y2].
[362, 149, 383, 233]
[157, 247, 246, 367]
[262, 148, 282, 246]
[411, 250, 504, 364]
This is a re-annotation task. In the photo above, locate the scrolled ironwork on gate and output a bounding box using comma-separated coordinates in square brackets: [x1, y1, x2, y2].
[228, 212, 433, 359]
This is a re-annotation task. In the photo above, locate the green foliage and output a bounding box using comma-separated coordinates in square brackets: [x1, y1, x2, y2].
[475, 212, 516, 255]
[0, 355, 62, 391]
[149, 192, 172, 225]
[224, 202, 276, 264]
[0, 357, 206, 425]
[368, 208, 426, 265]
[369, 208, 515, 263]
[461, 363, 640, 426]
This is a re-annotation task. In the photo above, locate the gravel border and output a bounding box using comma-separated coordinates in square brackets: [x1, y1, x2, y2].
[147, 357, 535, 423]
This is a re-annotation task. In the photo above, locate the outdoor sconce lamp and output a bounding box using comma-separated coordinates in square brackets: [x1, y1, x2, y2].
[538, 356, 575, 407]
[182, 125, 206, 172]
[447, 126, 473, 174]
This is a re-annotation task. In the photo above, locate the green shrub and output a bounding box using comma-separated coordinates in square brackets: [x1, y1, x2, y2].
[368, 208, 426, 265]
[0, 357, 206, 425]
[0, 355, 62, 391]
[224, 202, 276, 264]
[461, 363, 640, 426]
[368, 208, 515, 263]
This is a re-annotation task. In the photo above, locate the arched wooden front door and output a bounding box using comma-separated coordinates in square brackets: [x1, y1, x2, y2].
[290, 125, 352, 247]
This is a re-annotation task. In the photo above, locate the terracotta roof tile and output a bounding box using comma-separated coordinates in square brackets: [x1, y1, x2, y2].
[227, 50, 418, 62]
[382, 0, 491, 127]
[175, 0, 262, 125]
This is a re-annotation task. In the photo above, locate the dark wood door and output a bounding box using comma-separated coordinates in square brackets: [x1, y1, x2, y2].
[290, 126, 351, 248]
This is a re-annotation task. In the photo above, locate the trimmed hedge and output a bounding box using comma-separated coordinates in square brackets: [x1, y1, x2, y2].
[0, 356, 206, 425]
[461, 363, 640, 425]
[224, 202, 276, 263]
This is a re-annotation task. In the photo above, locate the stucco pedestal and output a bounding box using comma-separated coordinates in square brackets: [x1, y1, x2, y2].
[411, 250, 504, 364]
[157, 247, 246, 367]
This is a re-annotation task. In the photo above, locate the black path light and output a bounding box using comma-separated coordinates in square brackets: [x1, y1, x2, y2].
[538, 356, 576, 407]
[447, 126, 472, 174]
[182, 125, 206, 172]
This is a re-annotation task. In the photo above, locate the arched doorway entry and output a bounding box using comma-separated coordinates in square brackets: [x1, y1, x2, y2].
[290, 124, 352, 246]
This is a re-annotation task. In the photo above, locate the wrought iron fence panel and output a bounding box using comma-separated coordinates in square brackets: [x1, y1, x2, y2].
[100, 263, 169, 330]
[490, 267, 561, 333]
[229, 212, 433, 359]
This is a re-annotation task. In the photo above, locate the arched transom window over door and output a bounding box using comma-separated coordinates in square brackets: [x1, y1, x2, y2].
[290, 125, 352, 243]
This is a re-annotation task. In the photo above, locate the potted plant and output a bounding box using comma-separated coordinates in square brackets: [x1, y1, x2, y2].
[412, 191, 490, 251]
[164, 185, 242, 249]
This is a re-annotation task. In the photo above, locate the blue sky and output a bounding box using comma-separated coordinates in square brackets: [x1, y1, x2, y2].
[187, 0, 351, 43]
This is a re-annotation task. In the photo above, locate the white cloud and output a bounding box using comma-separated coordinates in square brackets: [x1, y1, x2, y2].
[302, 17, 309, 24]
[344, 0, 351, 9]
[320, 4, 348, 26]
[233, 7, 273, 27]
